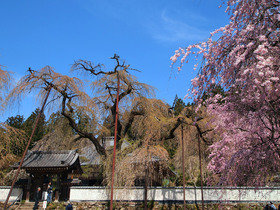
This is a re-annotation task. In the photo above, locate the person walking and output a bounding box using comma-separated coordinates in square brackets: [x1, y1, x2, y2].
[47, 182, 53, 203]
[33, 187, 41, 210]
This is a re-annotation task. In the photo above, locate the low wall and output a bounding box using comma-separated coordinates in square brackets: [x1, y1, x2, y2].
[0, 187, 23, 202]
[69, 186, 280, 203]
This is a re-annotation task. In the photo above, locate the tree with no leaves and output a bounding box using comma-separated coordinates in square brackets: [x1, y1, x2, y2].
[0, 65, 11, 111]
[4, 55, 154, 157]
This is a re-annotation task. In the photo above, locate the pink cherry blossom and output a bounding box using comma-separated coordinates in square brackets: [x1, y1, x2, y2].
[172, 0, 280, 186]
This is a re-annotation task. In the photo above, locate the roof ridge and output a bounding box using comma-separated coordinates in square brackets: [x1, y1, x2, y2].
[65, 150, 78, 166]
[30, 150, 75, 154]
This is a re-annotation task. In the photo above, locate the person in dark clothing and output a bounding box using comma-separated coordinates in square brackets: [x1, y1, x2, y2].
[265, 204, 269, 210]
[265, 202, 277, 210]
[270, 202, 277, 210]
[33, 187, 41, 210]
[65, 201, 73, 210]
[47, 182, 53, 203]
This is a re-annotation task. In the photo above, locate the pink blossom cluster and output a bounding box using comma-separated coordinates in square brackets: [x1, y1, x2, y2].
[172, 0, 280, 186]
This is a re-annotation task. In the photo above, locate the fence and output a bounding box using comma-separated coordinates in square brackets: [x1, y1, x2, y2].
[2, 186, 278, 203]
[69, 186, 280, 203]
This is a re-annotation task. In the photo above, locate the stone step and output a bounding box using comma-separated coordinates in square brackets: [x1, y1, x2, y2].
[18, 202, 44, 210]
[4, 203, 21, 210]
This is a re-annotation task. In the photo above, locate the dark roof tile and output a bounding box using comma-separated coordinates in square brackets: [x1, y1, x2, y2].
[12, 150, 79, 168]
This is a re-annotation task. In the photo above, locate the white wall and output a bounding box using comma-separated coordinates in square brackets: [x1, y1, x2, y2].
[0, 187, 23, 202]
[69, 186, 280, 203]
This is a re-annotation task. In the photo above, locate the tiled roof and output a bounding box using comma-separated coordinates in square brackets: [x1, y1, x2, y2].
[12, 150, 79, 169]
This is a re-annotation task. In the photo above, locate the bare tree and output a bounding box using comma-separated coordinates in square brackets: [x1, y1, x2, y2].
[4, 55, 154, 157]
[0, 65, 11, 111]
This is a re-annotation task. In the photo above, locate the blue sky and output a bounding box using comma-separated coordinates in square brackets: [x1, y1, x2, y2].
[0, 0, 229, 121]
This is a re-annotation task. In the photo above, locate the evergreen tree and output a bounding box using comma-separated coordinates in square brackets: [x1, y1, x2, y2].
[6, 115, 24, 129]
[174, 98, 186, 116]
[22, 108, 46, 147]
[4, 115, 27, 155]
[46, 111, 74, 135]
[170, 95, 186, 116]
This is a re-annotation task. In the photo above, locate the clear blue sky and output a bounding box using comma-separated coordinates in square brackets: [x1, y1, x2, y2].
[0, 0, 229, 121]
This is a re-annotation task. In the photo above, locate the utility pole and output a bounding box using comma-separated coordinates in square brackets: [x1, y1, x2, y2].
[4, 86, 51, 209]
[197, 133, 205, 210]
[110, 72, 120, 210]
[181, 124, 186, 210]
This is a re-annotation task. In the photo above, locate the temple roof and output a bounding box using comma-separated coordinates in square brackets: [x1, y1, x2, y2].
[12, 150, 82, 174]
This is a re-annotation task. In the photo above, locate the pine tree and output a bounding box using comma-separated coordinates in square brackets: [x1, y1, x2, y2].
[6, 115, 24, 129]
[22, 108, 46, 147]
[174, 98, 186, 116]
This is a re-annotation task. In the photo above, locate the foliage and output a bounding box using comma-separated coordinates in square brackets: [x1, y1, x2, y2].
[0, 123, 28, 156]
[45, 111, 74, 136]
[174, 97, 186, 116]
[36, 111, 99, 151]
[123, 98, 169, 141]
[6, 115, 24, 129]
[104, 142, 170, 187]
[0, 123, 28, 185]
[172, 107, 212, 187]
[0, 151, 18, 185]
[22, 108, 46, 147]
[1, 56, 215, 187]
[171, 0, 280, 186]
[121, 96, 215, 187]
[4, 108, 46, 152]
[46, 202, 65, 209]
[200, 85, 226, 104]
[169, 95, 186, 117]
[4, 108, 47, 152]
[80, 160, 102, 183]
